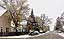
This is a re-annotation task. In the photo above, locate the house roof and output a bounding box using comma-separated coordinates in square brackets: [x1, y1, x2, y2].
[0, 6, 7, 16]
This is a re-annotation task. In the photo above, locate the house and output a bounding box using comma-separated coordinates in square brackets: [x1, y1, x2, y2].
[0, 7, 12, 33]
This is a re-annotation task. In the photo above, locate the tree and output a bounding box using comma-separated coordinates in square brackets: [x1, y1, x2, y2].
[41, 14, 52, 26]
[35, 16, 41, 23]
[34, 14, 51, 32]
[55, 12, 64, 31]
[55, 17, 63, 32]
[0, 0, 30, 32]
[40, 14, 52, 32]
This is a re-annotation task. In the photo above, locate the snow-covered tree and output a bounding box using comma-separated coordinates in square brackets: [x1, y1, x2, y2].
[41, 14, 52, 26]
[39, 14, 52, 32]
[55, 12, 64, 31]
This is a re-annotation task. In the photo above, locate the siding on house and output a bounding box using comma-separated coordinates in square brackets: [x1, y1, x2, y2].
[0, 16, 11, 32]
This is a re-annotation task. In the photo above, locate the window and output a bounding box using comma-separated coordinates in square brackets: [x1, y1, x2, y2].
[6, 28, 9, 32]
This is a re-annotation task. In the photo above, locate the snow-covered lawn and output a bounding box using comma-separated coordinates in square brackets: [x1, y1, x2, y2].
[0, 31, 50, 38]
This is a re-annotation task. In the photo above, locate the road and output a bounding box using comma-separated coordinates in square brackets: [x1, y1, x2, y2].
[0, 31, 64, 39]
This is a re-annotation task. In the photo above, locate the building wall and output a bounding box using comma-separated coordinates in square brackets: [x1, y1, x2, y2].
[0, 16, 11, 32]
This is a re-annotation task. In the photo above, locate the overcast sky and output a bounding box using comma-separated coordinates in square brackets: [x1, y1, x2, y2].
[30, 0, 64, 17]
[29, 0, 64, 31]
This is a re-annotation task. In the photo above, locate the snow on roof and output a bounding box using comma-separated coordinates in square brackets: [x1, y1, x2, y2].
[0, 6, 7, 16]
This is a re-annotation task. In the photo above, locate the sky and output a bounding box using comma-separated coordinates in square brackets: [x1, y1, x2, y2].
[29, 0, 64, 31]
[0, 0, 64, 31]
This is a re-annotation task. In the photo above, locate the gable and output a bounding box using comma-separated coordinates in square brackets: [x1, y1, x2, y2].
[0, 7, 7, 16]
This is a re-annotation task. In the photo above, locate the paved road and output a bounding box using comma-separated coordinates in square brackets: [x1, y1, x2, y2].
[0, 32, 64, 39]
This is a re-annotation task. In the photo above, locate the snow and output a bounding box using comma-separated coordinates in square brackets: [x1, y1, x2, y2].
[0, 7, 6, 16]
[57, 32, 64, 37]
[11, 20, 15, 27]
[20, 20, 27, 26]
[63, 26, 64, 29]
[0, 31, 49, 38]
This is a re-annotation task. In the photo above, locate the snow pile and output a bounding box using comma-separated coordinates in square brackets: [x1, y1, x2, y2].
[57, 32, 64, 37]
